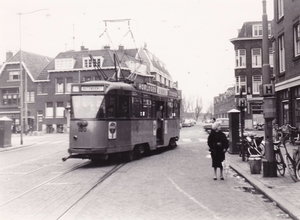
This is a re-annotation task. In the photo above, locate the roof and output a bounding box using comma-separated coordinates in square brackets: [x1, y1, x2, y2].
[1, 50, 53, 81]
[36, 48, 143, 80]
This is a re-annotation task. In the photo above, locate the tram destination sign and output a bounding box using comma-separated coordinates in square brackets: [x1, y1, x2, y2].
[137, 83, 157, 93]
[81, 85, 104, 92]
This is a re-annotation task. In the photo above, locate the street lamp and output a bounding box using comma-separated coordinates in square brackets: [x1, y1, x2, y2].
[18, 9, 49, 145]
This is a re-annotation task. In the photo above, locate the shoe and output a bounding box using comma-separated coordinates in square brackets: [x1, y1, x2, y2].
[220, 177, 224, 180]
[213, 177, 217, 180]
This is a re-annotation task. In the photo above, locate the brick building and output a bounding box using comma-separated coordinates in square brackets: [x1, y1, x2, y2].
[273, 0, 300, 127]
[0, 45, 175, 133]
[213, 87, 236, 118]
[0, 51, 52, 132]
[230, 21, 273, 129]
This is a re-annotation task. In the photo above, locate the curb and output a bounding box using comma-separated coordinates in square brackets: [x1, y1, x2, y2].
[228, 159, 300, 220]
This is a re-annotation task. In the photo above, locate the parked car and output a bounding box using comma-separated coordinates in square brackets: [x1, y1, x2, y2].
[189, 119, 196, 125]
[203, 118, 229, 133]
[182, 119, 192, 127]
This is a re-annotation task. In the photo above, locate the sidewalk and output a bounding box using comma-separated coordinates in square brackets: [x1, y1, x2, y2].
[227, 144, 300, 220]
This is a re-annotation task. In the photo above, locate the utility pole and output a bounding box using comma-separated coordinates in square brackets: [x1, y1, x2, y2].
[262, 0, 277, 177]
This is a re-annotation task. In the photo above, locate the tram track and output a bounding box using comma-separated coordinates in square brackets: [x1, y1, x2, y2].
[56, 162, 126, 220]
[0, 160, 90, 207]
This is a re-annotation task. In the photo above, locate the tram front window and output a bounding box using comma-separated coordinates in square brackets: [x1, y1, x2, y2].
[72, 95, 105, 119]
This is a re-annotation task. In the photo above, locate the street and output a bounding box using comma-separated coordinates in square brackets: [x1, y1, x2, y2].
[0, 124, 290, 220]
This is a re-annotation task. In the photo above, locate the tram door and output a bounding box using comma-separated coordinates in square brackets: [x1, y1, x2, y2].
[156, 101, 165, 145]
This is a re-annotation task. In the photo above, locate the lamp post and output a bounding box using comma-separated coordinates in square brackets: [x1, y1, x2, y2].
[18, 9, 49, 144]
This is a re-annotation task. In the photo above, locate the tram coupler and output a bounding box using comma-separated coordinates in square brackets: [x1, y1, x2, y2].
[62, 156, 71, 162]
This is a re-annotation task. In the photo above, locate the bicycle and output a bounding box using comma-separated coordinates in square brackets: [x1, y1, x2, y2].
[274, 134, 300, 182]
[281, 124, 300, 146]
[238, 132, 265, 160]
[273, 123, 283, 142]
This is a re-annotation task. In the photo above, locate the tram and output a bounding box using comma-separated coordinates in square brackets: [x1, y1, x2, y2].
[62, 80, 181, 162]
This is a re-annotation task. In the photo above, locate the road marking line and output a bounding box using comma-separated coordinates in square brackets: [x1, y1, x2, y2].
[181, 138, 192, 142]
[198, 138, 207, 142]
[166, 176, 222, 220]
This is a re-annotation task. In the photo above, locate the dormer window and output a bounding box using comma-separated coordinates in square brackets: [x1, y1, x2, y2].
[252, 24, 271, 37]
[55, 58, 75, 70]
[83, 56, 103, 68]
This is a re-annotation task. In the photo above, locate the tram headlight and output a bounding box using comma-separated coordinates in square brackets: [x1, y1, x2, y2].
[73, 135, 78, 140]
[81, 120, 88, 127]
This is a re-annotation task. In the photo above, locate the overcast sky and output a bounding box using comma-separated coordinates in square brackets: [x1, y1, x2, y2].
[0, 0, 274, 110]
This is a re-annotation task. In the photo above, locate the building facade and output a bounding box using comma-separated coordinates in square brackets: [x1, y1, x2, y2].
[0, 51, 52, 132]
[273, 0, 300, 128]
[213, 87, 236, 118]
[230, 21, 273, 129]
[0, 45, 175, 133]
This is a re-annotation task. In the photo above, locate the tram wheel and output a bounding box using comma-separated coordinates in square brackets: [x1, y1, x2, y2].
[168, 138, 177, 150]
[122, 151, 134, 162]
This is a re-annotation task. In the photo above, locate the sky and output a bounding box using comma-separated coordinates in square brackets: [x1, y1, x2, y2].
[0, 0, 274, 111]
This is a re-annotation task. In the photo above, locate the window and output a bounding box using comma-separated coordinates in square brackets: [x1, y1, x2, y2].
[83, 76, 92, 82]
[235, 49, 246, 68]
[37, 83, 48, 94]
[296, 99, 300, 128]
[235, 76, 247, 94]
[252, 75, 262, 94]
[132, 96, 142, 118]
[167, 101, 173, 118]
[2, 89, 19, 105]
[269, 48, 274, 67]
[142, 97, 152, 118]
[253, 25, 262, 37]
[55, 58, 75, 70]
[283, 102, 289, 124]
[65, 77, 73, 93]
[279, 35, 285, 73]
[118, 95, 130, 118]
[56, 102, 64, 118]
[252, 48, 262, 67]
[278, 0, 284, 19]
[46, 102, 53, 118]
[83, 56, 102, 68]
[26, 91, 35, 103]
[106, 95, 116, 118]
[8, 71, 20, 81]
[56, 78, 64, 93]
[294, 23, 300, 57]
[173, 101, 180, 118]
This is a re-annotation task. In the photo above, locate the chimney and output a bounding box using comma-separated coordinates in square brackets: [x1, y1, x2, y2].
[81, 45, 88, 51]
[104, 45, 110, 50]
[6, 51, 13, 61]
[118, 45, 124, 52]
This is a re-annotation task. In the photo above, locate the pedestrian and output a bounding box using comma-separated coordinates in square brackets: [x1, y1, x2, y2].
[156, 106, 164, 140]
[207, 121, 229, 180]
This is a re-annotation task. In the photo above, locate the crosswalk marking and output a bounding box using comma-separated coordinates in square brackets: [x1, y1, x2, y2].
[178, 138, 208, 143]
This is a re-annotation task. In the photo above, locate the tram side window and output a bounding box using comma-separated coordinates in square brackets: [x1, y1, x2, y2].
[167, 101, 173, 118]
[118, 95, 130, 118]
[173, 101, 180, 118]
[106, 96, 116, 118]
[143, 98, 152, 118]
[132, 96, 142, 118]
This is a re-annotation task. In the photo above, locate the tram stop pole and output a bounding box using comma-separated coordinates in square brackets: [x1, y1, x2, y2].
[262, 0, 277, 177]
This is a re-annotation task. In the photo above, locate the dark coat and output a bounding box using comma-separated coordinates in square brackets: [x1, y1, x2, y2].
[207, 130, 229, 168]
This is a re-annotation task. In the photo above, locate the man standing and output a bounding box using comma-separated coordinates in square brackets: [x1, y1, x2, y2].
[156, 106, 164, 141]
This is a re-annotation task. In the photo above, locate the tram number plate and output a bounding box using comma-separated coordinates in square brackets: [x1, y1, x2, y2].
[81, 86, 104, 91]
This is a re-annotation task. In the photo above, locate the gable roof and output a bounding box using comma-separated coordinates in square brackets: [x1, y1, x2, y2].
[0, 50, 52, 81]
